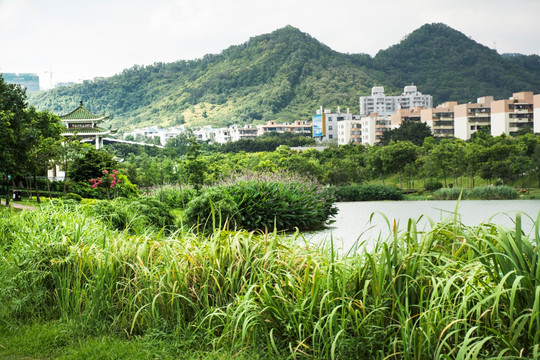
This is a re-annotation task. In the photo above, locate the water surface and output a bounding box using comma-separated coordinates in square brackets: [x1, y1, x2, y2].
[306, 200, 540, 252]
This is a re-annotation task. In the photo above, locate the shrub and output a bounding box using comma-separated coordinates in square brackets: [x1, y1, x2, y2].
[432, 187, 463, 200]
[331, 185, 403, 202]
[183, 187, 239, 231]
[91, 197, 175, 232]
[424, 180, 443, 191]
[62, 193, 82, 202]
[433, 186, 518, 200]
[184, 171, 337, 231]
[155, 186, 197, 209]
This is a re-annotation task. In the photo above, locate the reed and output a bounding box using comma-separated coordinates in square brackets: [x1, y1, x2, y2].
[0, 201, 538, 359]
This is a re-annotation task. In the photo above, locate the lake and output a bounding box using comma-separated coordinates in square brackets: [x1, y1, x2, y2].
[306, 200, 540, 252]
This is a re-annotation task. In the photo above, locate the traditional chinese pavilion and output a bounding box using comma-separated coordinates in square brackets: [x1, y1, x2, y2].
[59, 101, 111, 149]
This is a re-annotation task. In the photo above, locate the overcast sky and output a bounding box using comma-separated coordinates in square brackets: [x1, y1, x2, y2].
[1, 0, 539, 87]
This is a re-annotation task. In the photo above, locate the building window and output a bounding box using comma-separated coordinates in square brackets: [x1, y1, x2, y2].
[329, 126, 333, 130]
[329, 134, 333, 139]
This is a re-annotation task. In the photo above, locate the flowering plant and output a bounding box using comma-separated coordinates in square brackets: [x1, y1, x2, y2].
[89, 169, 121, 200]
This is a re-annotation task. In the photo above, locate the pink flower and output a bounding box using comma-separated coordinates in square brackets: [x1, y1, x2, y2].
[89, 178, 95, 184]
[102, 170, 108, 174]
[91, 184, 97, 188]
[110, 184, 114, 188]
[117, 179, 121, 183]
[98, 179, 102, 184]
[111, 180, 116, 185]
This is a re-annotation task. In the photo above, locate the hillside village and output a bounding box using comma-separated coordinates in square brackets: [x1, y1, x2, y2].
[123, 85, 540, 147]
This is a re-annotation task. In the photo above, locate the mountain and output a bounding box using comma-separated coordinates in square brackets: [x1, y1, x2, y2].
[371, 23, 540, 104]
[27, 23, 540, 131]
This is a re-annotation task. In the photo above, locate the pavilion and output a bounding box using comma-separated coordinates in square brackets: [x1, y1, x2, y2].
[59, 101, 112, 149]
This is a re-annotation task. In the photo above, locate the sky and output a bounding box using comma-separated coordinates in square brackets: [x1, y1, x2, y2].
[2, 0, 540, 89]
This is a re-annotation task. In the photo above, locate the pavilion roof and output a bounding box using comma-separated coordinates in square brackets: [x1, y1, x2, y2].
[62, 127, 110, 135]
[60, 101, 109, 121]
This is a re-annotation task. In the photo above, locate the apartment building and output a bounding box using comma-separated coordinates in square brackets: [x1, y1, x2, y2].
[213, 128, 232, 144]
[390, 106, 425, 128]
[193, 125, 214, 141]
[453, 97, 492, 140]
[313, 107, 354, 142]
[359, 85, 433, 116]
[491, 92, 534, 137]
[535, 94, 540, 134]
[230, 124, 258, 142]
[421, 102, 457, 137]
[360, 113, 391, 146]
[337, 117, 362, 145]
[257, 120, 312, 136]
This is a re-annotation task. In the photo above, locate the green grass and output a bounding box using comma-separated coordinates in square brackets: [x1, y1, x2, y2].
[1, 201, 539, 359]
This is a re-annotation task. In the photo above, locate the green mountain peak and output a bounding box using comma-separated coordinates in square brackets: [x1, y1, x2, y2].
[28, 23, 540, 131]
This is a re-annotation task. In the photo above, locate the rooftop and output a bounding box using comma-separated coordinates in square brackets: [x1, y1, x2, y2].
[60, 101, 109, 121]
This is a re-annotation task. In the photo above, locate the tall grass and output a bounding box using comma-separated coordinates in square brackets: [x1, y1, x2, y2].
[0, 201, 539, 358]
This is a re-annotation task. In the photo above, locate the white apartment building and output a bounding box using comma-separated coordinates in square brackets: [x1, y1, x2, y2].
[193, 125, 214, 141]
[491, 92, 535, 137]
[454, 97, 492, 140]
[313, 107, 354, 142]
[125, 126, 187, 145]
[213, 128, 232, 144]
[257, 120, 312, 136]
[230, 124, 258, 142]
[337, 117, 362, 145]
[359, 85, 433, 116]
[360, 113, 391, 146]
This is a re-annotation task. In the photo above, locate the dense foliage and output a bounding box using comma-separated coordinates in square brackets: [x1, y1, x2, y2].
[1, 203, 539, 358]
[28, 24, 540, 130]
[433, 185, 519, 200]
[184, 171, 337, 232]
[330, 184, 403, 201]
[105, 132, 540, 195]
[0, 75, 64, 204]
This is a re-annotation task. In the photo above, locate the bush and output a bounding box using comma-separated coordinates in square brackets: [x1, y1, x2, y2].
[184, 171, 337, 231]
[183, 187, 239, 231]
[331, 185, 403, 202]
[155, 186, 197, 209]
[91, 197, 175, 232]
[69, 174, 138, 200]
[433, 186, 518, 200]
[424, 180, 443, 191]
[62, 193, 82, 202]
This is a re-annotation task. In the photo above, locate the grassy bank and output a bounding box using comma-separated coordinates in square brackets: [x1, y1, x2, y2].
[1, 202, 539, 359]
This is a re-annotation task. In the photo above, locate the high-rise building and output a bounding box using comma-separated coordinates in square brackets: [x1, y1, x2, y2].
[2, 73, 40, 92]
[337, 117, 362, 145]
[421, 102, 457, 137]
[453, 97, 492, 140]
[491, 92, 535, 137]
[360, 113, 391, 146]
[312, 107, 354, 142]
[359, 85, 432, 116]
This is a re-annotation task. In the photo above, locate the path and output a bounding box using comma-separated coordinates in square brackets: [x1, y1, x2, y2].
[0, 200, 36, 211]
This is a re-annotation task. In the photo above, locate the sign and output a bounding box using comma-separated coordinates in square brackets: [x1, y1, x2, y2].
[312, 114, 325, 137]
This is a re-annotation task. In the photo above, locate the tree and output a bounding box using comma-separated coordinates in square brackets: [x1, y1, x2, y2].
[429, 139, 461, 187]
[379, 121, 432, 146]
[380, 141, 418, 189]
[185, 138, 207, 192]
[0, 76, 28, 206]
[68, 147, 117, 183]
[24, 107, 63, 202]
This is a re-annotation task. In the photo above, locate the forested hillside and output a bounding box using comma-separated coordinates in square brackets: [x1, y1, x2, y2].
[28, 23, 540, 131]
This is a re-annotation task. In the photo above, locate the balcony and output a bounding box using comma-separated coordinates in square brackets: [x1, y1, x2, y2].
[468, 117, 491, 123]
